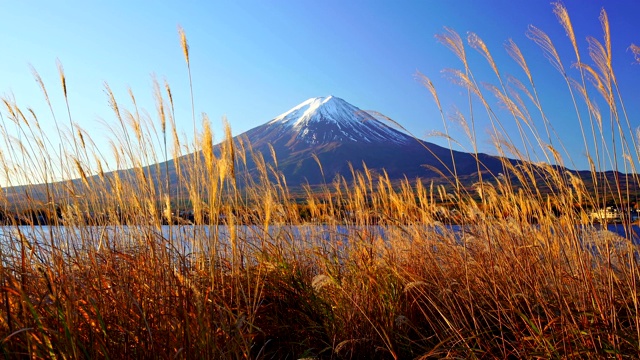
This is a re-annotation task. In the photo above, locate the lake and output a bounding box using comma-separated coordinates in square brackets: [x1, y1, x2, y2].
[0, 223, 638, 257]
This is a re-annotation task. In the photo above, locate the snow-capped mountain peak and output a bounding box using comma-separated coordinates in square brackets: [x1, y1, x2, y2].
[267, 96, 410, 145]
[269, 95, 358, 128]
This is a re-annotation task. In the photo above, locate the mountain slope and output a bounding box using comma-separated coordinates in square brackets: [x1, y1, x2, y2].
[209, 95, 507, 186]
[3, 96, 510, 203]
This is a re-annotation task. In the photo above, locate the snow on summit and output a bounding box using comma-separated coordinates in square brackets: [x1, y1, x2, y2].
[268, 96, 410, 145]
[269, 96, 360, 128]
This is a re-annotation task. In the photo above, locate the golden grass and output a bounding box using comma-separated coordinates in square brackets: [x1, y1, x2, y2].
[0, 4, 639, 359]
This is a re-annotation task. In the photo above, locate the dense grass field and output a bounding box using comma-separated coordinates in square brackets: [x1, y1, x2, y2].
[1, 4, 640, 358]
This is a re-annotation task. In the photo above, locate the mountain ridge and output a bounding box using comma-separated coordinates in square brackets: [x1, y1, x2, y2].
[4, 96, 640, 209]
[216, 95, 507, 186]
[265, 95, 410, 145]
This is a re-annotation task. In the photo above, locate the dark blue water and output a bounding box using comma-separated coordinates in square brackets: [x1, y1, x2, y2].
[592, 224, 640, 242]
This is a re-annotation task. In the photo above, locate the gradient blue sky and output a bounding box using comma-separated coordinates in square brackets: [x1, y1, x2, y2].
[2, 1, 640, 175]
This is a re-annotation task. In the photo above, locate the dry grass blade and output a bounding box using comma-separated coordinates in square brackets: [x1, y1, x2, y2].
[505, 39, 533, 84]
[178, 25, 190, 66]
[468, 32, 499, 78]
[527, 25, 565, 75]
[435, 27, 468, 69]
[553, 2, 580, 62]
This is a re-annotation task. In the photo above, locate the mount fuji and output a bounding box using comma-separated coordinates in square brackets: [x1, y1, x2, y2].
[3, 95, 509, 205]
[264, 96, 409, 145]
[218, 95, 506, 186]
[5, 95, 638, 210]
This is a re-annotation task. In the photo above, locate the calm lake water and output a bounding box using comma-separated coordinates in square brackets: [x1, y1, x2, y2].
[0, 224, 638, 252]
[0, 225, 377, 255]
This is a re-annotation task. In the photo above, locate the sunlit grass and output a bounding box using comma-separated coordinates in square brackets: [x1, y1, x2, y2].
[0, 3, 639, 358]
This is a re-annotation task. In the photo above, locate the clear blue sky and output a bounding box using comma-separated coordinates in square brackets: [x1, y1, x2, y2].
[2, 1, 640, 177]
